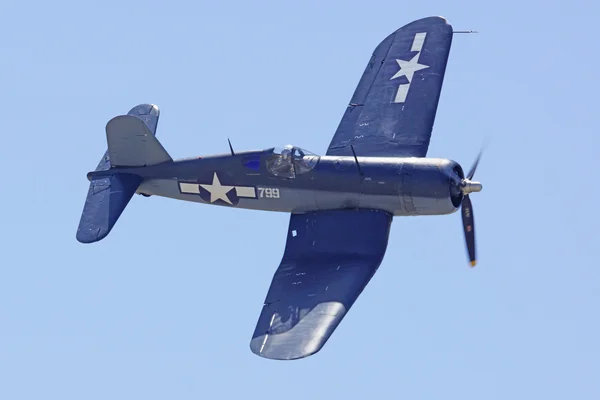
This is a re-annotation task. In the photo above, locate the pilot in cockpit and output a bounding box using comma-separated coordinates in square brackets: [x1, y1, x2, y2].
[281, 147, 292, 162]
[266, 145, 319, 178]
[269, 147, 294, 177]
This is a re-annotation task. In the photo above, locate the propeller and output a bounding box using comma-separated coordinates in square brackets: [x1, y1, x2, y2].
[459, 150, 484, 267]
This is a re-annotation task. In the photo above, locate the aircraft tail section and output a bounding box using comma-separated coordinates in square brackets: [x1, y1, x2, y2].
[76, 104, 166, 244]
[106, 114, 172, 167]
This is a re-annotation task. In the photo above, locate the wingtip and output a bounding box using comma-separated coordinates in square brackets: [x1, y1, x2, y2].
[411, 16, 451, 26]
[76, 226, 109, 244]
[249, 335, 324, 361]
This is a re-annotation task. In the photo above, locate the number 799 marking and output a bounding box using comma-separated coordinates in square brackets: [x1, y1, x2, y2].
[258, 188, 280, 199]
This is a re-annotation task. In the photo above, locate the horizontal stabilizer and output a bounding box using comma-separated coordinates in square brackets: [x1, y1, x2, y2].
[76, 173, 142, 243]
[106, 115, 172, 167]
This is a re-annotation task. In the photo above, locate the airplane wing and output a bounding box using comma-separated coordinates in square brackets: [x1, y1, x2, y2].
[326, 16, 453, 158]
[250, 209, 392, 360]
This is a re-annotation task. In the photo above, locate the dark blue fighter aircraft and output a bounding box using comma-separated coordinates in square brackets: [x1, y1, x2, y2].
[77, 16, 483, 360]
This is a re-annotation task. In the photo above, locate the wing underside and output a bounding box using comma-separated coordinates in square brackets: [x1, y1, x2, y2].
[250, 209, 393, 360]
[326, 16, 454, 158]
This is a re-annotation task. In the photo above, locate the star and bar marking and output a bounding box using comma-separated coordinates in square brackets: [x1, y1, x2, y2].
[178, 172, 257, 205]
[390, 32, 429, 103]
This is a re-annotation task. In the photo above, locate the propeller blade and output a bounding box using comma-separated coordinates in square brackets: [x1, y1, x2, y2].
[461, 194, 476, 267]
[466, 139, 490, 180]
[466, 151, 482, 180]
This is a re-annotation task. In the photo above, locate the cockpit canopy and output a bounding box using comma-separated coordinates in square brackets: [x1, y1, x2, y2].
[266, 145, 319, 178]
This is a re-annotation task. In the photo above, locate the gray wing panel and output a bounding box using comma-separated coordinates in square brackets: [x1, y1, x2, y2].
[250, 209, 393, 360]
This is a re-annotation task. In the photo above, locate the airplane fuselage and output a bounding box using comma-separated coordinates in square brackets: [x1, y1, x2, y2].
[102, 148, 466, 217]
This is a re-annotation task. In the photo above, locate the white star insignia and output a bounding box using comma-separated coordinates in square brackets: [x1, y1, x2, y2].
[200, 172, 234, 204]
[390, 53, 429, 83]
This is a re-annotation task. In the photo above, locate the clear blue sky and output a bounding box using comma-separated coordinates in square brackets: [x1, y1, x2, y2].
[2, 0, 598, 398]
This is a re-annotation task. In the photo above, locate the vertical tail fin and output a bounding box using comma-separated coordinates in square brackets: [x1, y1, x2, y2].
[76, 104, 163, 243]
[106, 114, 171, 167]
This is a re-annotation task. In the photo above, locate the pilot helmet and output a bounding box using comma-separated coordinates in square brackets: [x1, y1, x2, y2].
[281, 148, 292, 160]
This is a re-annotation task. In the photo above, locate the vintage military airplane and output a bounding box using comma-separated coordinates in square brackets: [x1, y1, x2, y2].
[77, 16, 483, 360]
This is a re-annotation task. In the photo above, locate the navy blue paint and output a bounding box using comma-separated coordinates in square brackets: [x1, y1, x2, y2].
[327, 16, 453, 158]
[76, 17, 470, 360]
[129, 151, 460, 207]
[76, 174, 143, 243]
[76, 104, 160, 243]
[250, 209, 392, 360]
